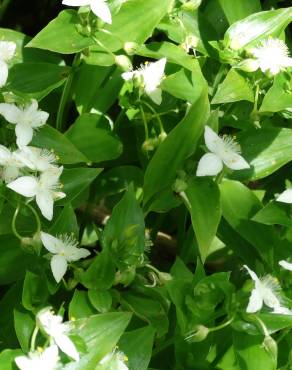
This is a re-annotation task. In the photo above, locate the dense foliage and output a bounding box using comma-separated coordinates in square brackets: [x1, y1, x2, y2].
[1, 0, 292, 369]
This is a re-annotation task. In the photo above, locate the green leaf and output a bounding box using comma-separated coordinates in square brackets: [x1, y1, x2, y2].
[0, 349, 23, 370]
[27, 10, 95, 54]
[220, 179, 274, 265]
[161, 69, 202, 103]
[80, 250, 116, 290]
[212, 69, 254, 104]
[7, 63, 69, 100]
[185, 178, 221, 262]
[49, 204, 79, 237]
[93, 0, 172, 53]
[60, 167, 102, 205]
[31, 124, 88, 164]
[0, 236, 37, 285]
[69, 290, 96, 319]
[252, 201, 292, 228]
[143, 90, 209, 210]
[88, 290, 112, 313]
[14, 307, 34, 352]
[260, 73, 292, 113]
[119, 326, 155, 370]
[224, 7, 292, 50]
[22, 271, 49, 311]
[65, 312, 132, 370]
[0, 28, 63, 64]
[102, 187, 145, 268]
[218, 0, 261, 24]
[65, 114, 123, 163]
[234, 128, 292, 181]
[233, 331, 276, 370]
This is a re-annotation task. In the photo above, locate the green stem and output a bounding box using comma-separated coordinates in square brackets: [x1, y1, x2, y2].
[12, 204, 22, 240]
[56, 54, 80, 132]
[25, 203, 41, 235]
[0, 0, 11, 21]
[30, 326, 39, 352]
[92, 35, 116, 58]
[208, 316, 234, 332]
[140, 100, 165, 135]
[139, 104, 149, 140]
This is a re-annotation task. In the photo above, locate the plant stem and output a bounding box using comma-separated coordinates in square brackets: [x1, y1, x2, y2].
[30, 326, 39, 352]
[139, 103, 149, 140]
[12, 204, 22, 240]
[56, 54, 80, 132]
[140, 100, 166, 135]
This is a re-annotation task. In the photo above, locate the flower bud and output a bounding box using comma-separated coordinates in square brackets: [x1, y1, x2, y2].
[263, 335, 277, 363]
[236, 59, 259, 72]
[181, 0, 202, 11]
[115, 55, 133, 72]
[172, 178, 188, 193]
[142, 138, 159, 152]
[114, 267, 136, 286]
[185, 325, 209, 342]
[124, 42, 139, 55]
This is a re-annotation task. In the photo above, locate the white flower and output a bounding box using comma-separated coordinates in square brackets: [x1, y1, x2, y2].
[0, 41, 16, 87]
[62, 0, 112, 24]
[276, 189, 292, 204]
[247, 38, 292, 76]
[15, 345, 60, 370]
[7, 166, 65, 221]
[98, 350, 129, 370]
[0, 99, 49, 147]
[37, 308, 79, 361]
[0, 145, 25, 183]
[196, 126, 250, 177]
[243, 265, 289, 314]
[40, 231, 90, 283]
[16, 146, 57, 172]
[122, 58, 167, 105]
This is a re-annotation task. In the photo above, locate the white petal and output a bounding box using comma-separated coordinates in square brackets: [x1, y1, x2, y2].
[0, 144, 11, 163]
[31, 111, 49, 128]
[263, 289, 281, 310]
[146, 87, 162, 105]
[277, 189, 292, 204]
[279, 260, 292, 271]
[40, 166, 63, 188]
[0, 103, 21, 124]
[0, 41, 16, 61]
[196, 153, 223, 177]
[204, 126, 224, 153]
[62, 0, 91, 5]
[221, 151, 250, 170]
[36, 190, 54, 221]
[272, 305, 292, 315]
[66, 247, 91, 262]
[142, 58, 166, 91]
[246, 288, 263, 313]
[14, 355, 31, 370]
[15, 123, 34, 147]
[42, 345, 59, 366]
[90, 0, 112, 24]
[3, 165, 19, 183]
[40, 232, 63, 254]
[121, 71, 135, 81]
[243, 265, 260, 283]
[51, 254, 68, 283]
[0, 60, 8, 88]
[54, 191, 66, 200]
[7, 176, 38, 197]
[55, 334, 79, 361]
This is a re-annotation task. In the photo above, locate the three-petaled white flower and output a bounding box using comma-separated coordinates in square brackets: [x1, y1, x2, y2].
[196, 126, 250, 177]
[37, 307, 79, 361]
[62, 0, 112, 24]
[0, 41, 16, 87]
[0, 145, 25, 183]
[276, 188, 292, 204]
[15, 345, 60, 370]
[16, 146, 57, 172]
[122, 58, 167, 105]
[244, 265, 290, 314]
[40, 231, 90, 283]
[0, 99, 49, 147]
[98, 350, 129, 370]
[246, 38, 292, 76]
[7, 166, 65, 221]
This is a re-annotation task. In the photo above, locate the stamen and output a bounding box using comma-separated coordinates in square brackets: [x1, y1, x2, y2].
[221, 135, 241, 154]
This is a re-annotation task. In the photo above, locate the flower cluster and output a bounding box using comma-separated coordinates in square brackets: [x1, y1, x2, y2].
[0, 40, 16, 87]
[0, 99, 65, 220]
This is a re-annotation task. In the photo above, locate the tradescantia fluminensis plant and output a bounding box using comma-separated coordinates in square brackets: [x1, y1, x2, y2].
[2, 0, 292, 369]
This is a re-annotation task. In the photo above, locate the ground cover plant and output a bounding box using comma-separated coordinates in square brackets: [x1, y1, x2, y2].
[1, 0, 292, 369]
